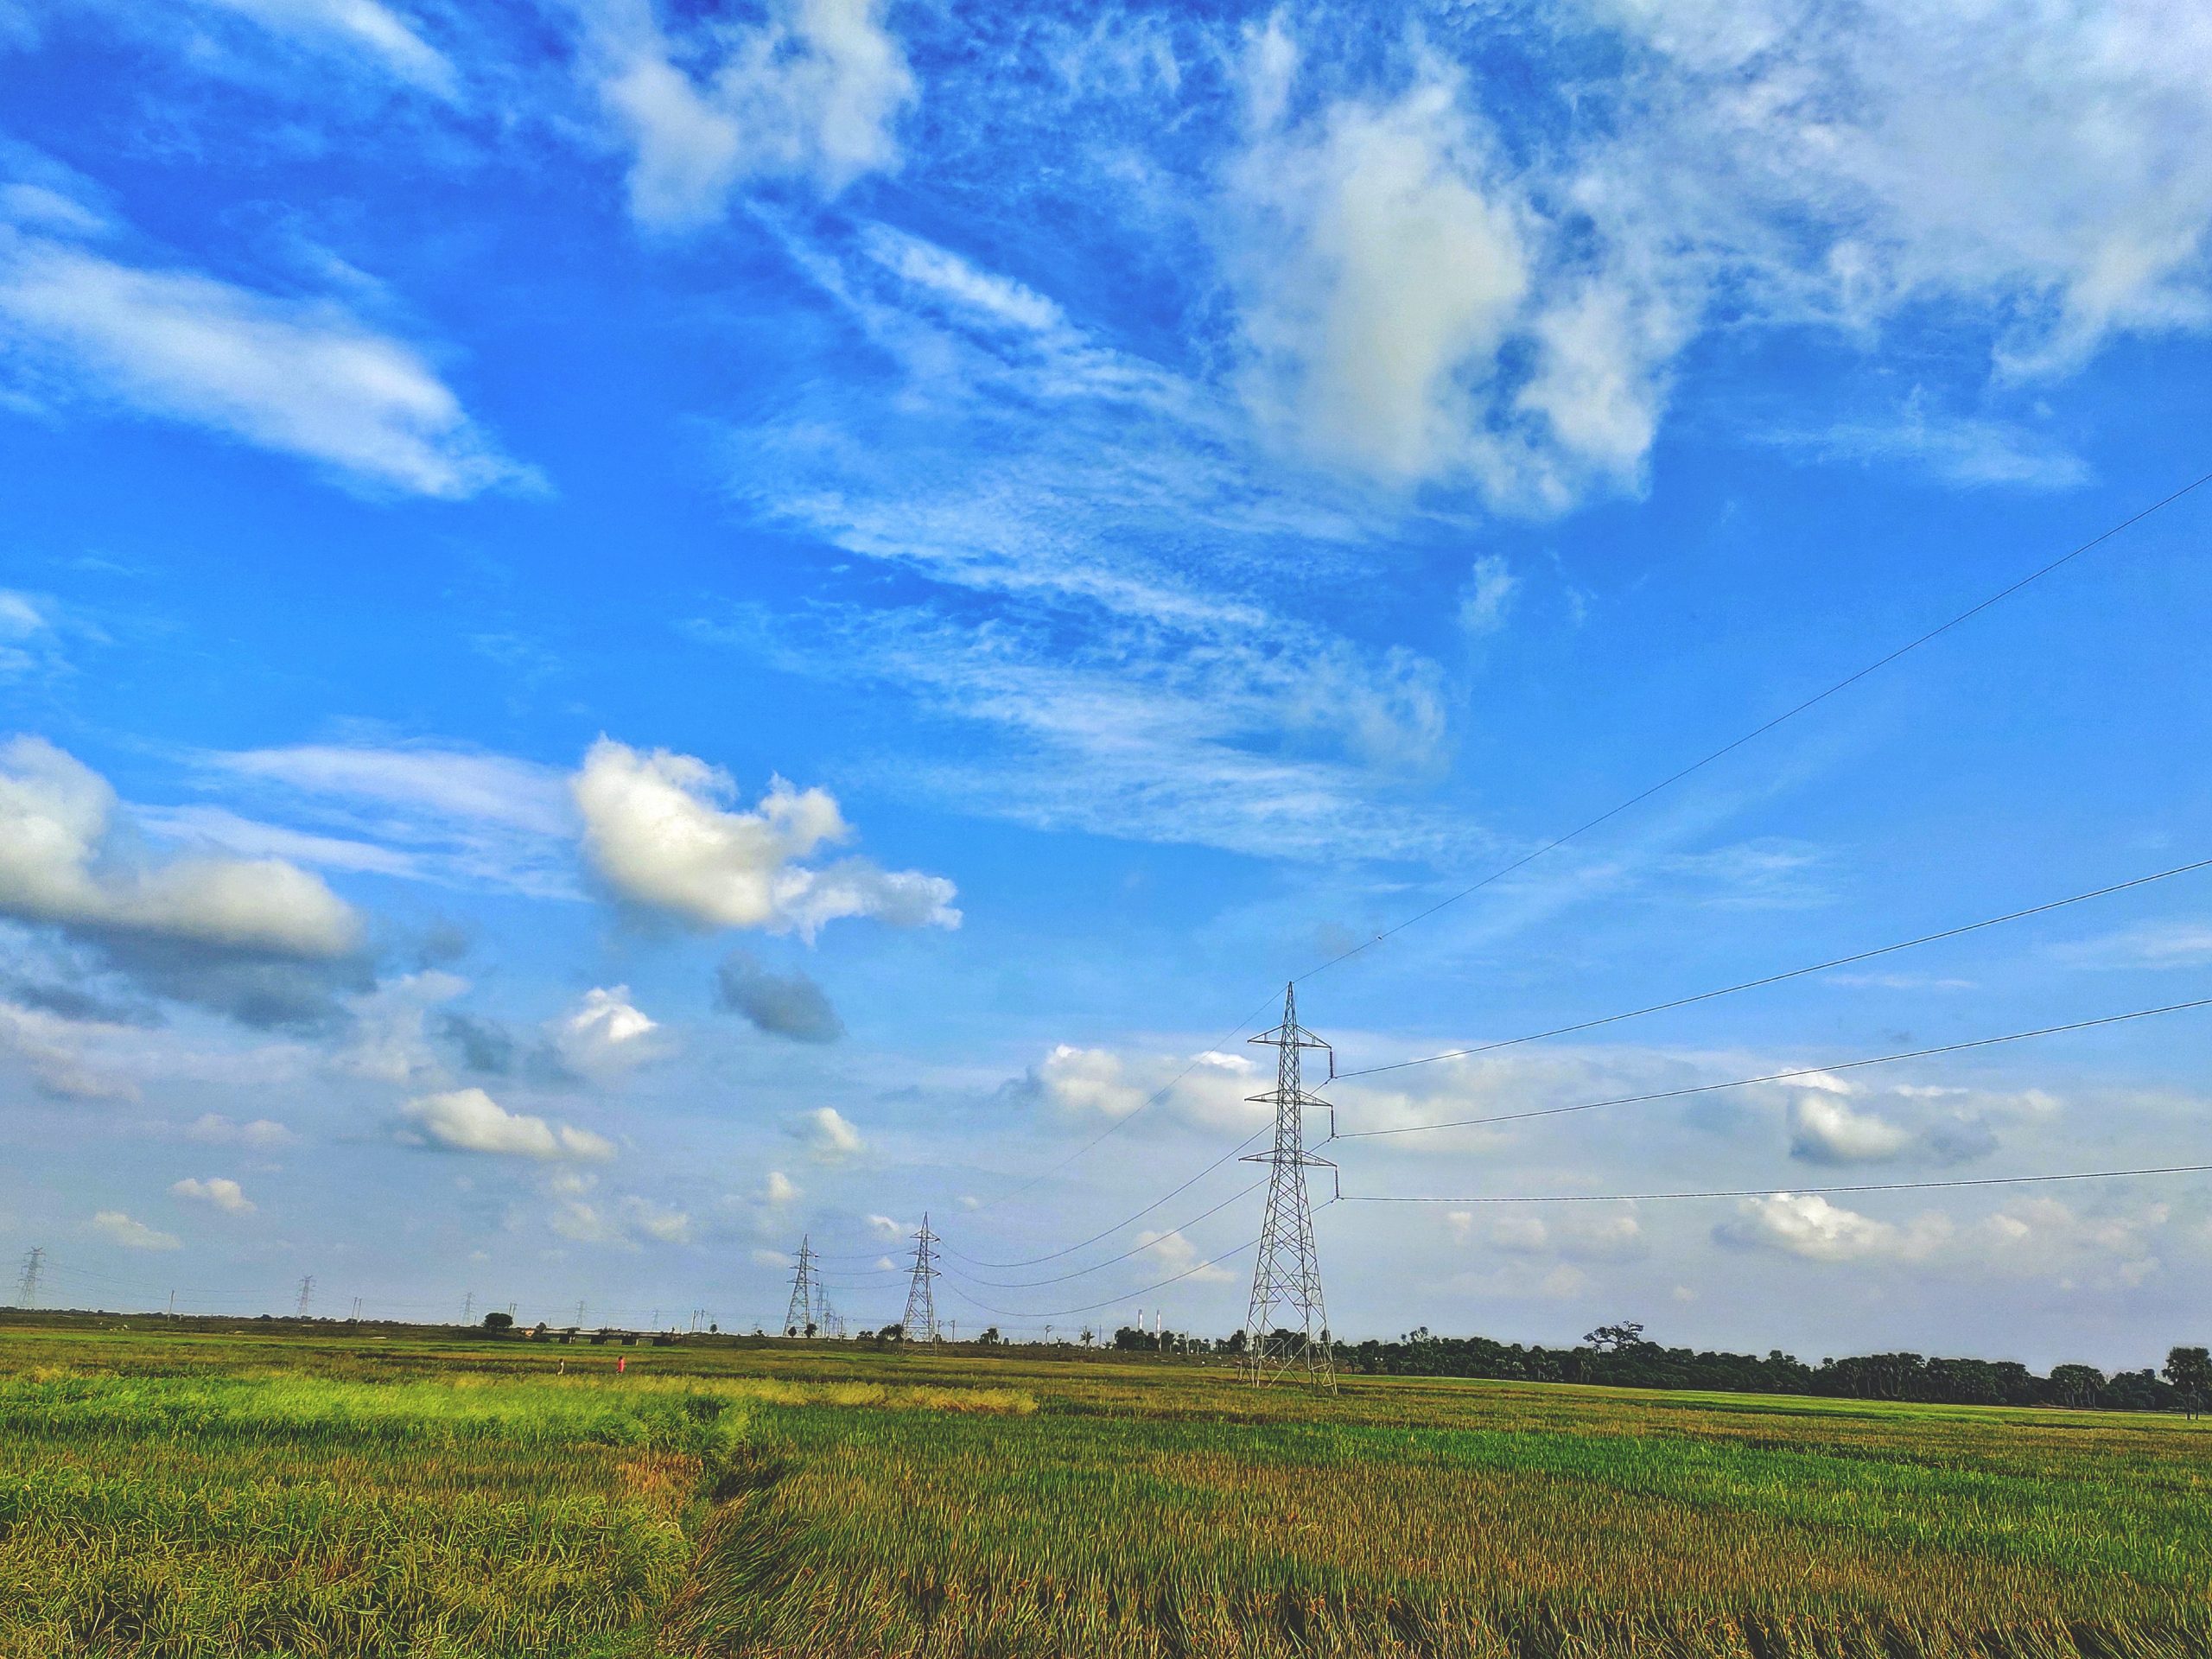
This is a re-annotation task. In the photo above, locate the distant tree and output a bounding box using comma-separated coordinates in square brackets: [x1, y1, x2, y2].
[1079, 1326, 1095, 1347]
[880, 1323, 905, 1343]
[1584, 1321, 1648, 1353]
[481, 1311, 513, 1332]
[2049, 1363, 2105, 1408]
[977, 1326, 1001, 1345]
[1222, 1328, 1247, 1356]
[2164, 1345, 2210, 1416]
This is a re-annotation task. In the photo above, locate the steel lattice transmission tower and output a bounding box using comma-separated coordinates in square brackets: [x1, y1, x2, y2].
[15, 1247, 43, 1307]
[1241, 983, 1337, 1389]
[783, 1236, 822, 1337]
[901, 1214, 940, 1342]
[295, 1274, 315, 1319]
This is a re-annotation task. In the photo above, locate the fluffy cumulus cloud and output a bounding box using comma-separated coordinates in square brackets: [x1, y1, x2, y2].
[1223, 24, 1680, 508]
[548, 985, 662, 1077]
[1009, 1043, 1264, 1132]
[583, 0, 917, 228]
[793, 1104, 863, 1161]
[715, 950, 844, 1043]
[1717, 1192, 1953, 1262]
[170, 1175, 254, 1214]
[572, 738, 957, 938]
[91, 1209, 181, 1250]
[0, 737, 361, 957]
[1783, 1079, 2005, 1167]
[397, 1087, 614, 1161]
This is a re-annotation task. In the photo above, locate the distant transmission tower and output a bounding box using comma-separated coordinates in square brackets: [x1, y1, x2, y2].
[15, 1247, 43, 1307]
[1241, 983, 1336, 1389]
[461, 1290, 474, 1325]
[784, 1236, 821, 1337]
[901, 1214, 939, 1342]
[295, 1274, 315, 1319]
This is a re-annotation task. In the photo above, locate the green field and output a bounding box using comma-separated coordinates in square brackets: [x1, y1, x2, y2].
[3, 1321, 2208, 1657]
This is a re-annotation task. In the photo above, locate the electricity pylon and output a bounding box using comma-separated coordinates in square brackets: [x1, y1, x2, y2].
[901, 1214, 939, 1342]
[784, 1236, 821, 1337]
[15, 1247, 43, 1307]
[1241, 982, 1336, 1389]
[295, 1274, 315, 1319]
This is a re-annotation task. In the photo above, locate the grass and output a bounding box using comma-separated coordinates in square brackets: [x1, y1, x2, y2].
[2, 1322, 2207, 1657]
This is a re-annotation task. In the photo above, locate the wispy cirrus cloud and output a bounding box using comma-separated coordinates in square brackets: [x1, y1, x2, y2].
[0, 167, 531, 498]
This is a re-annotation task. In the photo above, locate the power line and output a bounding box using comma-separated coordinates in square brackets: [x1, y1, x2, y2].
[943, 467, 2212, 1271]
[1338, 1162, 2212, 1205]
[940, 1179, 1266, 1288]
[944, 1125, 1272, 1268]
[1338, 853, 2212, 1078]
[938, 1236, 1265, 1322]
[1336, 995, 2212, 1141]
[1295, 466, 2212, 988]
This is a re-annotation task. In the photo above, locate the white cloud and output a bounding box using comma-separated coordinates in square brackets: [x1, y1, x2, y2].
[571, 737, 958, 938]
[0, 736, 361, 957]
[186, 1113, 295, 1147]
[584, 0, 916, 229]
[204, 743, 575, 898]
[91, 1209, 181, 1250]
[1012, 1042, 1262, 1134]
[0, 999, 137, 1101]
[794, 1104, 863, 1161]
[0, 231, 529, 497]
[1785, 1092, 1914, 1165]
[549, 985, 662, 1077]
[397, 1087, 614, 1161]
[1478, 1210, 1647, 1262]
[2057, 919, 2212, 971]
[1718, 1192, 1952, 1262]
[1588, 0, 2212, 372]
[193, 0, 457, 96]
[865, 1211, 905, 1239]
[334, 969, 467, 1084]
[549, 1186, 692, 1247]
[1223, 37, 1677, 507]
[170, 1176, 254, 1214]
[1458, 556, 1520, 639]
[764, 1169, 799, 1205]
[1133, 1227, 1236, 1283]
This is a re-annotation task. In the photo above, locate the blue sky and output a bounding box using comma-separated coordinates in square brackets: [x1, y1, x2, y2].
[3, 0, 2212, 1363]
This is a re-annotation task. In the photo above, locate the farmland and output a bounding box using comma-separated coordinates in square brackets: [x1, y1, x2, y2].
[3, 1319, 2208, 1657]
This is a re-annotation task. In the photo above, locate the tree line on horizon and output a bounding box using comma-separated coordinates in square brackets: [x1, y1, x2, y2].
[1101, 1321, 2212, 1413]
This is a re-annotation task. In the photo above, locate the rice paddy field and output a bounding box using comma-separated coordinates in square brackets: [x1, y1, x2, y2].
[3, 1319, 2208, 1657]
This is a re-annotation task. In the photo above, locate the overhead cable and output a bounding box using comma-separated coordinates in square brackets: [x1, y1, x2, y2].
[1339, 852, 2212, 1077]
[940, 1179, 1266, 1288]
[1338, 1161, 2212, 1205]
[1295, 467, 2212, 988]
[1335, 996, 2212, 1140]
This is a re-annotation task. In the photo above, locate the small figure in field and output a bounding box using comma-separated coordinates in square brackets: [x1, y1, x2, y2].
[616, 1356, 626, 1376]
[556, 1359, 565, 1376]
